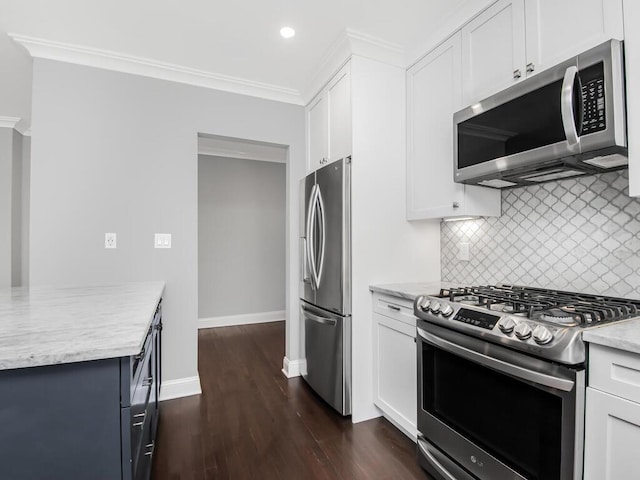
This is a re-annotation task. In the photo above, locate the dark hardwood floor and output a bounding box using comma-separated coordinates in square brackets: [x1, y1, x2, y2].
[151, 321, 431, 480]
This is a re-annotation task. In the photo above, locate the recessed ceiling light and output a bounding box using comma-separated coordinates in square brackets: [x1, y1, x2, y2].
[280, 26, 295, 39]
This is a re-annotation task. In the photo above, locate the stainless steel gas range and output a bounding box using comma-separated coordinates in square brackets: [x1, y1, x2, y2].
[414, 285, 640, 480]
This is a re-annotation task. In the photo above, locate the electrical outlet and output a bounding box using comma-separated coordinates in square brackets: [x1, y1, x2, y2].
[105, 233, 117, 249]
[154, 233, 171, 249]
[459, 242, 470, 261]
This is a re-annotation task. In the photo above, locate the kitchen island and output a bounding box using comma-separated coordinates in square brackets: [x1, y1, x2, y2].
[0, 282, 164, 480]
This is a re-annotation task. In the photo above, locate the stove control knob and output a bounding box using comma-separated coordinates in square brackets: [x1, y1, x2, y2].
[533, 325, 554, 345]
[497, 317, 517, 334]
[441, 304, 454, 317]
[514, 322, 532, 341]
[430, 302, 441, 314]
[418, 296, 431, 312]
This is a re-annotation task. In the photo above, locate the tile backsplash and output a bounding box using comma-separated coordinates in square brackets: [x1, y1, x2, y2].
[441, 170, 640, 299]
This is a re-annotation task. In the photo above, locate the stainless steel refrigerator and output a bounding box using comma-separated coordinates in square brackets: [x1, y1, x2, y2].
[300, 156, 351, 416]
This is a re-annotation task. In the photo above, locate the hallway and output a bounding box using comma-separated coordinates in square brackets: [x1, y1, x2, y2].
[151, 321, 430, 479]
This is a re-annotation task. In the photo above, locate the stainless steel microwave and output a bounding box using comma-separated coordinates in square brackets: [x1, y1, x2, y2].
[453, 40, 627, 189]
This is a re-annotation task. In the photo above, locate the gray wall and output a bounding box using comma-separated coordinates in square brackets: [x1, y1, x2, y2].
[11, 129, 23, 287]
[441, 171, 640, 298]
[20, 137, 30, 286]
[0, 128, 26, 288]
[198, 155, 285, 318]
[30, 59, 305, 384]
[0, 33, 32, 125]
[0, 128, 11, 288]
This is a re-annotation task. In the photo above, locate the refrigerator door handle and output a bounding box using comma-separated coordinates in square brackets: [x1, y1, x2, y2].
[315, 186, 326, 288]
[306, 184, 319, 289]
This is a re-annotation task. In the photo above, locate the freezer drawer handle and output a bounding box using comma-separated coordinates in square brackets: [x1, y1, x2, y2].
[302, 307, 337, 326]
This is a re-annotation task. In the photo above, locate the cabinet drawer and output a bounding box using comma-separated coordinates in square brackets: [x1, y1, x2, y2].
[589, 344, 640, 403]
[373, 293, 416, 327]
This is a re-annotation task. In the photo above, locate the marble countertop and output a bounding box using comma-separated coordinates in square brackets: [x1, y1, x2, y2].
[583, 319, 640, 355]
[0, 281, 165, 370]
[369, 282, 461, 301]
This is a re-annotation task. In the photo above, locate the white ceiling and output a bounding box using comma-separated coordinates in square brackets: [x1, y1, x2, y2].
[0, 0, 491, 106]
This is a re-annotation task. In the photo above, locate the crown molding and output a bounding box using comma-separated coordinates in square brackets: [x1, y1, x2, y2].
[9, 33, 305, 106]
[0, 116, 20, 129]
[302, 29, 405, 104]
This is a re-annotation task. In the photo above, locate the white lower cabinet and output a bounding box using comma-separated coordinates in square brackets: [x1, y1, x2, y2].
[584, 344, 640, 480]
[584, 388, 640, 480]
[372, 293, 417, 440]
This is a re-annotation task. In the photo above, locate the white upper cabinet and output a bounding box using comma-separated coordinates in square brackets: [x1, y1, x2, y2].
[407, 32, 501, 220]
[461, 0, 623, 105]
[307, 94, 327, 173]
[306, 63, 351, 173]
[461, 0, 526, 106]
[327, 65, 352, 164]
[525, 0, 623, 76]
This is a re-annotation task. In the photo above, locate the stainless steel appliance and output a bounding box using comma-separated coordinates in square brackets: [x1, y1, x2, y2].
[300, 157, 351, 415]
[414, 285, 640, 480]
[454, 40, 627, 188]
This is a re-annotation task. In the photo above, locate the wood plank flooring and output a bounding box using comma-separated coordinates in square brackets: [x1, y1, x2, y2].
[151, 321, 431, 480]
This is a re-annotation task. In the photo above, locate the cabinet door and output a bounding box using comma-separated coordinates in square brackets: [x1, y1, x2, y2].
[625, 0, 640, 197]
[372, 312, 417, 439]
[584, 388, 640, 480]
[307, 93, 327, 172]
[407, 33, 465, 220]
[525, 0, 624, 77]
[461, 0, 526, 105]
[327, 64, 351, 162]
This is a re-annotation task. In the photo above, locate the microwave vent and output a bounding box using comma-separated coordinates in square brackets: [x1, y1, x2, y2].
[518, 169, 586, 183]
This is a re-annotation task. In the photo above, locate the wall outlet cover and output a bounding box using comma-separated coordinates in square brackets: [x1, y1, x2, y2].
[155, 233, 172, 249]
[459, 242, 470, 261]
[105, 233, 117, 249]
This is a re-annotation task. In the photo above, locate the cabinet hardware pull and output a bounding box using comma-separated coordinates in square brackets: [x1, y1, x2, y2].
[526, 62, 535, 73]
[143, 376, 153, 387]
[133, 412, 146, 418]
[145, 443, 155, 456]
[452, 202, 460, 209]
[387, 305, 401, 311]
[513, 69, 522, 79]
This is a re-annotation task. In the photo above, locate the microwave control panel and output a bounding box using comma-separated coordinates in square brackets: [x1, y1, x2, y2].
[581, 62, 606, 135]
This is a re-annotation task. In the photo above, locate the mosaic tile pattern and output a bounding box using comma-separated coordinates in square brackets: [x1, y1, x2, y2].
[441, 171, 640, 299]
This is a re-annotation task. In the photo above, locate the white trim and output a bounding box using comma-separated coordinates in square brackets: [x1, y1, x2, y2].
[159, 374, 202, 402]
[281, 357, 306, 378]
[9, 33, 304, 106]
[198, 310, 285, 329]
[0, 116, 20, 129]
[302, 29, 405, 104]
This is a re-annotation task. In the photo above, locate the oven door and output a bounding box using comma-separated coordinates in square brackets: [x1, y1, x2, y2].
[417, 322, 584, 480]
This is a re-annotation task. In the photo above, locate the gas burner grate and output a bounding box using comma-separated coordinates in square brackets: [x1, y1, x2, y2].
[439, 285, 640, 326]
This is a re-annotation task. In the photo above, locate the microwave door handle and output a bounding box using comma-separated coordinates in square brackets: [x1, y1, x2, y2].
[315, 187, 326, 288]
[561, 65, 581, 148]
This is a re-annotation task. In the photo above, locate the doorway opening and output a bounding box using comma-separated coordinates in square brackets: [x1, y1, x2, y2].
[197, 133, 287, 329]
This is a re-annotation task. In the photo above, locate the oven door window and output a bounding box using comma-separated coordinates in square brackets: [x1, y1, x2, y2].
[423, 346, 562, 480]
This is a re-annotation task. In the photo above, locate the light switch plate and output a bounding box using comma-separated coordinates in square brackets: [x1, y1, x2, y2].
[459, 242, 470, 261]
[155, 233, 171, 249]
[105, 233, 117, 249]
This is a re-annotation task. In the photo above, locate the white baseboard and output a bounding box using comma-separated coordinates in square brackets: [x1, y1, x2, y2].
[159, 374, 202, 401]
[282, 356, 306, 378]
[199, 310, 285, 329]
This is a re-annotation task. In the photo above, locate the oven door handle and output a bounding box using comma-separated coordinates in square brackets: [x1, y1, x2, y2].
[417, 327, 575, 392]
[417, 438, 460, 480]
